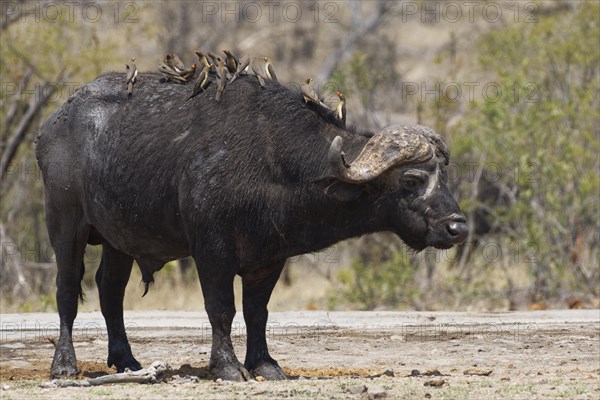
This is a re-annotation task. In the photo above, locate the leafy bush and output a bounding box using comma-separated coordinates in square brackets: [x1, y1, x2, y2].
[333, 247, 417, 310]
[334, 3, 599, 309]
[451, 2, 600, 300]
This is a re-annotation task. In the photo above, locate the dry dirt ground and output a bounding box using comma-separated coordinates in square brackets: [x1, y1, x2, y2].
[1, 310, 598, 399]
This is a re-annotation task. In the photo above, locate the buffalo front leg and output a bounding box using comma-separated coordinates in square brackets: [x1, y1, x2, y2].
[95, 243, 141, 372]
[47, 212, 89, 378]
[195, 256, 250, 381]
[242, 262, 287, 380]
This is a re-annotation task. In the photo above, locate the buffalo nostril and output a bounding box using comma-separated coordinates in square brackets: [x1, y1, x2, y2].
[446, 221, 469, 242]
[450, 214, 466, 224]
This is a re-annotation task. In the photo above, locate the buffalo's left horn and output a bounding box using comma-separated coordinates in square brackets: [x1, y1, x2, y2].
[327, 125, 436, 183]
[327, 136, 349, 178]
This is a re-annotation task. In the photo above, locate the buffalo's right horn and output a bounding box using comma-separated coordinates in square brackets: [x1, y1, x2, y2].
[328, 125, 435, 183]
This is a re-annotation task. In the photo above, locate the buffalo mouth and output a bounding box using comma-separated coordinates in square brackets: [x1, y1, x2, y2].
[426, 213, 469, 249]
[393, 214, 468, 251]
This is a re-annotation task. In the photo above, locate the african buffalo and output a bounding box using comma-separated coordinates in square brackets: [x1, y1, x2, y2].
[36, 72, 467, 381]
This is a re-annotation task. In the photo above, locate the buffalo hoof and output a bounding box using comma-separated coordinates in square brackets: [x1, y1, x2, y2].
[51, 363, 79, 378]
[210, 362, 252, 382]
[250, 361, 288, 380]
[50, 359, 79, 378]
[50, 351, 79, 378]
[108, 354, 142, 373]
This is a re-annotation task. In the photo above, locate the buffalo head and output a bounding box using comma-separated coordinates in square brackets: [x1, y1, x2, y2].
[326, 125, 468, 250]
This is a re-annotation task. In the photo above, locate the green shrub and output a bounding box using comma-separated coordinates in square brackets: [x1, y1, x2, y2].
[332, 244, 418, 310]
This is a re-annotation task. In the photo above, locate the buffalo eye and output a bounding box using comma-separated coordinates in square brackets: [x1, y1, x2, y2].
[401, 173, 426, 190]
[405, 178, 419, 188]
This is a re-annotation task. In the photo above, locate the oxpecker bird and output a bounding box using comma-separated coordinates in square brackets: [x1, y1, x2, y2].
[222, 49, 238, 74]
[228, 55, 250, 84]
[208, 51, 222, 66]
[158, 62, 187, 83]
[335, 91, 346, 126]
[251, 57, 266, 88]
[194, 50, 211, 69]
[171, 53, 185, 72]
[215, 59, 228, 103]
[186, 63, 211, 101]
[124, 57, 138, 98]
[164, 54, 182, 73]
[262, 56, 278, 81]
[179, 63, 197, 82]
[301, 78, 319, 104]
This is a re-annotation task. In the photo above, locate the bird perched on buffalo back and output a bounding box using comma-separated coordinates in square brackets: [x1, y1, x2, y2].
[262, 56, 278, 82]
[124, 57, 137, 98]
[335, 91, 346, 126]
[301, 78, 320, 104]
[228, 55, 250, 84]
[158, 64, 186, 83]
[186, 63, 211, 101]
[208, 51, 222, 66]
[222, 49, 238, 74]
[194, 50, 211, 69]
[171, 53, 185, 72]
[159, 54, 187, 83]
[215, 59, 228, 103]
[164, 53, 182, 73]
[251, 57, 266, 88]
[179, 63, 197, 82]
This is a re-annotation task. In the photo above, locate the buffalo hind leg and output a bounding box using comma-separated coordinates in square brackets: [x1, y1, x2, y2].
[47, 211, 89, 377]
[195, 254, 250, 381]
[95, 243, 141, 372]
[242, 262, 287, 380]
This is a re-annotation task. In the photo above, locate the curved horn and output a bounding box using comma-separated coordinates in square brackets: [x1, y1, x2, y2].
[327, 125, 435, 183]
[328, 136, 349, 177]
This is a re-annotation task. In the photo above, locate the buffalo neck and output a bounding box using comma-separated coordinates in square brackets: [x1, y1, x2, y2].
[266, 123, 381, 258]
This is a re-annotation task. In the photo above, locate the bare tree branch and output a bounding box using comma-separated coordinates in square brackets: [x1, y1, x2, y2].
[0, 222, 30, 298]
[1, 68, 32, 140]
[349, 0, 362, 28]
[318, 0, 395, 81]
[39, 361, 171, 388]
[457, 152, 487, 279]
[1, 0, 25, 31]
[6, 40, 48, 81]
[0, 69, 65, 186]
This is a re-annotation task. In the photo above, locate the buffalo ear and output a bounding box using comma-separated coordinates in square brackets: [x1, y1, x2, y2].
[323, 181, 365, 202]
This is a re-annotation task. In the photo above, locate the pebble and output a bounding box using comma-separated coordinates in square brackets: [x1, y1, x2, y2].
[347, 385, 367, 394]
[424, 379, 446, 387]
[424, 369, 443, 376]
[463, 368, 492, 376]
[368, 385, 387, 399]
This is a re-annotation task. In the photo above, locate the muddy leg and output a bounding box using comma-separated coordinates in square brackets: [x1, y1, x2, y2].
[47, 212, 89, 378]
[242, 262, 287, 380]
[195, 255, 250, 381]
[95, 243, 140, 372]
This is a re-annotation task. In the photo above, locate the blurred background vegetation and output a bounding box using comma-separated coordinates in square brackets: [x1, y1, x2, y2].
[1, 0, 598, 313]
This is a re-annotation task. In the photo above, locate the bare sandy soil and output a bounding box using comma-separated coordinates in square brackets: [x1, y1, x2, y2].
[1, 310, 599, 399]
